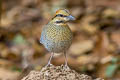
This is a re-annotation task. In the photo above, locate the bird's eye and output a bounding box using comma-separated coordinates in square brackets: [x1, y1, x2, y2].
[56, 14, 66, 17]
[59, 14, 64, 17]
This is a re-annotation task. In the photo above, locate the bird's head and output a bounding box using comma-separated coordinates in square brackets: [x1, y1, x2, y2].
[51, 9, 75, 24]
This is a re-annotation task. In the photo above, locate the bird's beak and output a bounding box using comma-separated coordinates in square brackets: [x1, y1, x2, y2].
[67, 15, 76, 21]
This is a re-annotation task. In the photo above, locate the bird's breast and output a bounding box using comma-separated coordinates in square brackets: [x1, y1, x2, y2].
[40, 23, 73, 53]
[46, 24, 72, 42]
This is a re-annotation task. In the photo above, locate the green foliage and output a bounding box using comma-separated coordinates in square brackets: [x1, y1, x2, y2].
[105, 64, 118, 77]
[111, 57, 118, 63]
[13, 34, 27, 45]
[11, 66, 22, 72]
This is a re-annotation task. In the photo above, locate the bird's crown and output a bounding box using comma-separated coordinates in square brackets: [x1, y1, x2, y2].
[55, 9, 70, 16]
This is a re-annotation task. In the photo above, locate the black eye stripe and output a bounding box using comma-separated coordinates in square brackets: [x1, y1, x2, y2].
[52, 14, 67, 20]
[56, 20, 64, 23]
[56, 14, 67, 17]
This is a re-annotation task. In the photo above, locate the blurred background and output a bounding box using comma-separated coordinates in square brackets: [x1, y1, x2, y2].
[1, 0, 120, 80]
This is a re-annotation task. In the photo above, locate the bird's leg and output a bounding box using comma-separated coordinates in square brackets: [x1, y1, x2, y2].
[64, 51, 69, 68]
[46, 52, 54, 67]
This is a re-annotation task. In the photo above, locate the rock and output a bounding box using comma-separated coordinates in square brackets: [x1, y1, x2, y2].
[22, 64, 103, 80]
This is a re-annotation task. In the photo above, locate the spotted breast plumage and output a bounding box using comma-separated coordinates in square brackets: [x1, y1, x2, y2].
[40, 9, 75, 67]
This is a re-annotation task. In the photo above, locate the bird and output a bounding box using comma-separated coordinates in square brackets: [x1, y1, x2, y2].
[40, 9, 75, 67]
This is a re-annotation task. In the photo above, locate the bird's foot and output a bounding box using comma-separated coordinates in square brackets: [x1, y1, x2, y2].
[45, 63, 53, 67]
[64, 64, 70, 69]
